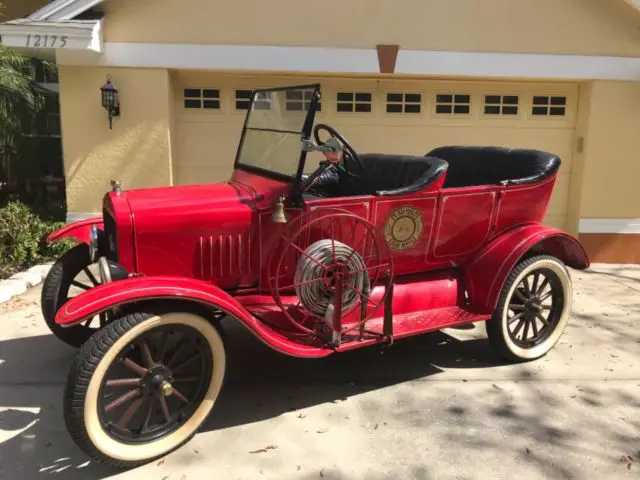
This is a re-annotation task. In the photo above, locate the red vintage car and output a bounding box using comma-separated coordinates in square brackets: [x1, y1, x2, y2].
[42, 84, 588, 467]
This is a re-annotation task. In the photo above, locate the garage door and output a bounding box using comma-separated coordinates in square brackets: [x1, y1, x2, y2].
[174, 72, 578, 230]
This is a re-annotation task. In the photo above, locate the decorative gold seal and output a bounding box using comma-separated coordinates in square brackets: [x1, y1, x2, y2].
[384, 206, 424, 251]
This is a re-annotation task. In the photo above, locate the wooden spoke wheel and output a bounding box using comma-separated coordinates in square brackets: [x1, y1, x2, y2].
[41, 243, 108, 347]
[63, 308, 226, 468]
[268, 209, 393, 342]
[487, 255, 572, 362]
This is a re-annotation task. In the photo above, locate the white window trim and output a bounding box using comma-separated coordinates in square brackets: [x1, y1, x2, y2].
[182, 87, 223, 112]
[483, 94, 520, 117]
[335, 91, 373, 114]
[433, 92, 472, 116]
[384, 92, 423, 114]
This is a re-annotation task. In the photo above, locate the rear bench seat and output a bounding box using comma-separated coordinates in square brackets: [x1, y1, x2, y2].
[426, 146, 561, 188]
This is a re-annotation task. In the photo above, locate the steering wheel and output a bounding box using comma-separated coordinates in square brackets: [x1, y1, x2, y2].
[313, 123, 366, 179]
[297, 123, 369, 196]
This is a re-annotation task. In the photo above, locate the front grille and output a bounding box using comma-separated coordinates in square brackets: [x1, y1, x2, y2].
[102, 208, 118, 262]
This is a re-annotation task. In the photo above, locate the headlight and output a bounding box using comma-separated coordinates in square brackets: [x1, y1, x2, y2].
[89, 224, 99, 263]
[98, 257, 128, 284]
[98, 257, 112, 283]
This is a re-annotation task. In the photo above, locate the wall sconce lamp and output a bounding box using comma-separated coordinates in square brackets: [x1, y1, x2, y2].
[100, 75, 120, 129]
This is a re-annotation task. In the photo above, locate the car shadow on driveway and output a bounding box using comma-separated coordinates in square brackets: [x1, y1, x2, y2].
[0, 321, 500, 478]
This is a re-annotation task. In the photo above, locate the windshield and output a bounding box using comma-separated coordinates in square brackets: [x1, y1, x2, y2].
[234, 85, 320, 181]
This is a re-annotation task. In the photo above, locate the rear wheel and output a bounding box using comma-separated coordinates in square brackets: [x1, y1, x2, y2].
[486, 255, 572, 362]
[63, 307, 226, 468]
[41, 243, 107, 348]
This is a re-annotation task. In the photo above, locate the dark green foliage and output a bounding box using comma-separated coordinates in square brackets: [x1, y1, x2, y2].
[0, 201, 72, 279]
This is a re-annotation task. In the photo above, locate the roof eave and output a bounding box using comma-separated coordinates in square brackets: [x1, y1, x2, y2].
[0, 19, 103, 54]
[624, 0, 640, 13]
[28, 0, 104, 22]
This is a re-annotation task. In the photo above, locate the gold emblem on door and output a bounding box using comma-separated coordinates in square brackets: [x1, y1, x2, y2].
[384, 206, 424, 251]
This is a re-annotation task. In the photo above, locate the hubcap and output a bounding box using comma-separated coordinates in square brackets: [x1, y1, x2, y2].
[506, 267, 565, 348]
[97, 324, 213, 444]
[160, 381, 173, 397]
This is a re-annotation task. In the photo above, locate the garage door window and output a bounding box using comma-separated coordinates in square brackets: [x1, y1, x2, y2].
[532, 96, 566, 116]
[286, 89, 321, 112]
[236, 90, 271, 111]
[336, 92, 372, 113]
[183, 88, 220, 110]
[386, 93, 421, 113]
[435, 94, 470, 115]
[484, 95, 519, 115]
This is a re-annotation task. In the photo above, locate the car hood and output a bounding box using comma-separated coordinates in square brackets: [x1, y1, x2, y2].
[121, 182, 258, 233]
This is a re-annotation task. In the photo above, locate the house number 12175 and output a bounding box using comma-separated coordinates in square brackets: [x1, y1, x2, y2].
[25, 34, 68, 48]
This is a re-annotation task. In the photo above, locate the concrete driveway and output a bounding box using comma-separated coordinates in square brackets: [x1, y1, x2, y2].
[0, 264, 638, 480]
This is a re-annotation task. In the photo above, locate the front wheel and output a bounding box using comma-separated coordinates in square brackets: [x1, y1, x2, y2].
[486, 254, 572, 362]
[63, 307, 226, 468]
[41, 243, 106, 348]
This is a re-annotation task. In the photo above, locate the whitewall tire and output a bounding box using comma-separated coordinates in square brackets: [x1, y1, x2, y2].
[63, 306, 226, 468]
[486, 255, 572, 362]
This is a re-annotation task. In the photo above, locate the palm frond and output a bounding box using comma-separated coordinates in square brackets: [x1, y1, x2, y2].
[0, 45, 32, 70]
[0, 44, 49, 146]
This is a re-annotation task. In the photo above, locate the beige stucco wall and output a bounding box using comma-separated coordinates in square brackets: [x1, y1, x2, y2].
[103, 0, 640, 57]
[58, 66, 173, 214]
[0, 0, 47, 21]
[578, 80, 640, 219]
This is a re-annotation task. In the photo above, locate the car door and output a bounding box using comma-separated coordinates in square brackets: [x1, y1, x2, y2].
[372, 191, 439, 276]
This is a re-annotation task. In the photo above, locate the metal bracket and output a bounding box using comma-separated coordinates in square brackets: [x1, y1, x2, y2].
[383, 270, 394, 345]
[301, 136, 343, 154]
[110, 180, 122, 195]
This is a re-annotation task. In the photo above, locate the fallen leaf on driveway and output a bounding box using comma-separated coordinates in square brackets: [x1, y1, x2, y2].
[297, 413, 306, 418]
[249, 445, 278, 454]
[157, 459, 165, 466]
[317, 428, 329, 434]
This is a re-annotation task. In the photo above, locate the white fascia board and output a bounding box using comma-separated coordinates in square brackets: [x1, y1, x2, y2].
[579, 218, 640, 234]
[624, 0, 640, 12]
[0, 20, 103, 53]
[55, 42, 640, 81]
[29, 0, 104, 21]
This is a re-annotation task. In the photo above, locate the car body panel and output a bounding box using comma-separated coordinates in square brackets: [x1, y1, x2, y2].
[51, 84, 589, 357]
[463, 223, 589, 313]
[54, 275, 334, 358]
[46, 217, 103, 245]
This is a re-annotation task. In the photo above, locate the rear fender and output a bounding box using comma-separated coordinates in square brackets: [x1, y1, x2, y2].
[55, 276, 333, 358]
[463, 224, 589, 313]
[47, 217, 103, 244]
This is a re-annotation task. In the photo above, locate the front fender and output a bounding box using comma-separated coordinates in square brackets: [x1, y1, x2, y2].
[55, 276, 333, 358]
[463, 224, 589, 313]
[47, 217, 103, 244]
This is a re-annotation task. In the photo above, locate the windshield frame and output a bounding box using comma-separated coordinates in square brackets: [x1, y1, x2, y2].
[232, 83, 321, 183]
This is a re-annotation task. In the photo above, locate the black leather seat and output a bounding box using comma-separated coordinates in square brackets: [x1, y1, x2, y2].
[426, 146, 561, 188]
[359, 154, 448, 196]
[306, 154, 448, 197]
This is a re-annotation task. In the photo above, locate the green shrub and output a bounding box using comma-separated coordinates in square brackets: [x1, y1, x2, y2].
[0, 201, 73, 279]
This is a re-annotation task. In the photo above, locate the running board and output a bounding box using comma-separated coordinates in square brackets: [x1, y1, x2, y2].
[336, 307, 491, 352]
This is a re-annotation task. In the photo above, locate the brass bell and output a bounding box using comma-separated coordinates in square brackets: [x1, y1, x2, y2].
[271, 195, 288, 224]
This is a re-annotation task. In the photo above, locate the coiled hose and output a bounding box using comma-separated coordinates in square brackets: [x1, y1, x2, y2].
[294, 239, 369, 317]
